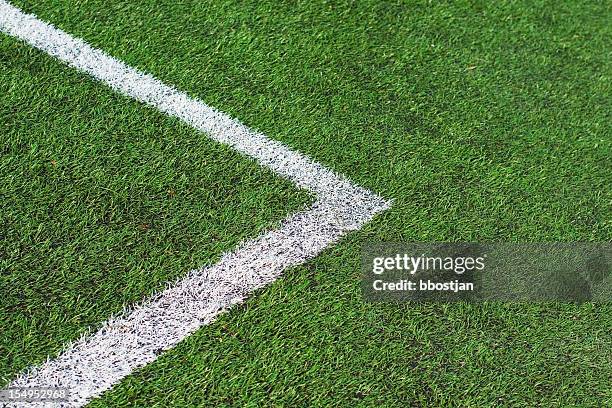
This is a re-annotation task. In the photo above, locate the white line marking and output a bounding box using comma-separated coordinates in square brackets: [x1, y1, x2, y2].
[0, 1, 390, 406]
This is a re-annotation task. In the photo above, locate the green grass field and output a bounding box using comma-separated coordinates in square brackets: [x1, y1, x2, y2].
[0, 34, 312, 382]
[1, 0, 611, 406]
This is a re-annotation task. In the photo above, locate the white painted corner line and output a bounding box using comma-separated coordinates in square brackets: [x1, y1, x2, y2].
[0, 1, 390, 406]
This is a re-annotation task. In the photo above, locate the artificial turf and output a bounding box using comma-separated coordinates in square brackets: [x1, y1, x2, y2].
[2, 0, 611, 406]
[0, 36, 311, 383]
